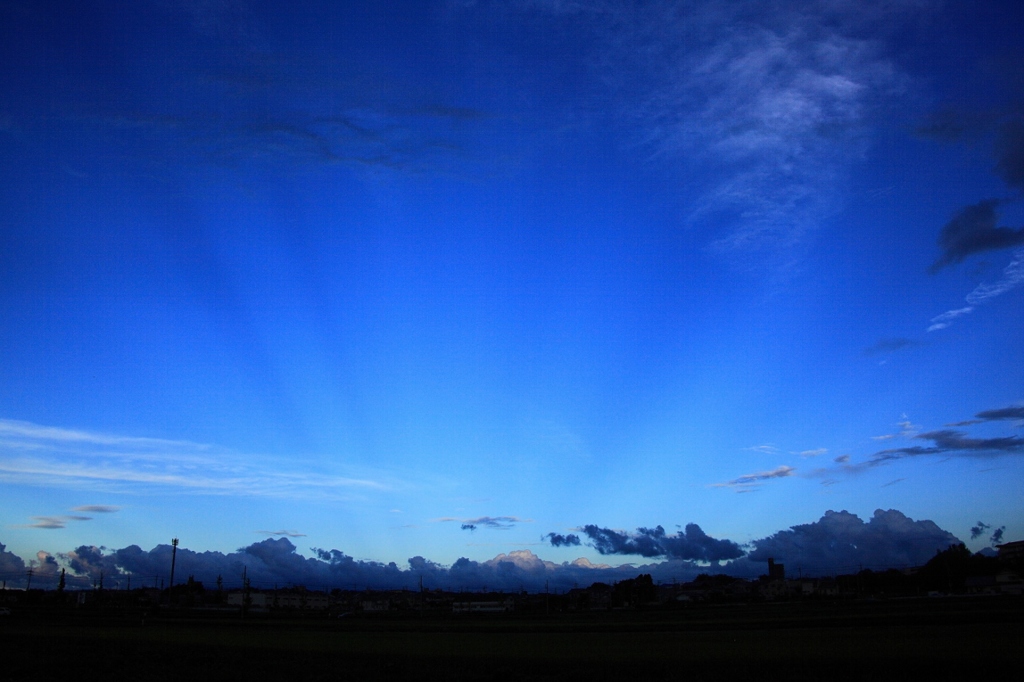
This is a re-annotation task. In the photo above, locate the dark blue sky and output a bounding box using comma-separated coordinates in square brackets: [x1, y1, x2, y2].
[1, 1, 1022, 578]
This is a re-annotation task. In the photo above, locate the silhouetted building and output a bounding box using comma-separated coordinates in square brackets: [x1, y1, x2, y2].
[996, 540, 1024, 564]
[227, 591, 268, 609]
[273, 590, 328, 610]
[767, 557, 785, 581]
[452, 599, 514, 613]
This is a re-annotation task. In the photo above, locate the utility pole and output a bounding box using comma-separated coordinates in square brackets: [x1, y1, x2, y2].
[242, 566, 251, 618]
[26, 568, 33, 590]
[169, 538, 179, 588]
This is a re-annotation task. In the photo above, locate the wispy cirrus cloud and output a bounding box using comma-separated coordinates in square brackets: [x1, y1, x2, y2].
[928, 247, 1024, 331]
[0, 418, 398, 500]
[0, 419, 207, 450]
[513, 1, 927, 264]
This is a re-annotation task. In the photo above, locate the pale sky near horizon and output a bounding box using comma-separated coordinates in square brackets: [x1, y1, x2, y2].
[2, 0, 1023, 577]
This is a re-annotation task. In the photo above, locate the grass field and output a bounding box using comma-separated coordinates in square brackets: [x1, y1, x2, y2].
[3, 597, 1021, 680]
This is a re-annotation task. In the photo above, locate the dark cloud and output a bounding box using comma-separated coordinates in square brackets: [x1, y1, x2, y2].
[257, 530, 307, 538]
[441, 516, 524, 530]
[469, 516, 522, 529]
[948, 404, 1024, 426]
[544, 532, 581, 547]
[27, 516, 67, 529]
[713, 465, 795, 491]
[869, 429, 1024, 465]
[65, 545, 106, 577]
[0, 541, 26, 577]
[42, 538, 646, 592]
[743, 509, 961, 575]
[863, 337, 920, 356]
[974, 405, 1024, 421]
[0, 508, 973, 587]
[971, 521, 991, 540]
[920, 106, 1024, 270]
[71, 505, 120, 513]
[578, 523, 744, 562]
[2, 3, 489, 176]
[991, 527, 1005, 545]
[929, 200, 1024, 272]
[22, 514, 96, 529]
[833, 454, 850, 463]
[970, 522, 1007, 548]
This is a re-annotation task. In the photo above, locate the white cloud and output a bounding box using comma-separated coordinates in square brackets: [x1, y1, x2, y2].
[928, 306, 973, 332]
[928, 248, 1024, 331]
[0, 419, 207, 450]
[966, 248, 1024, 304]
[0, 418, 397, 500]
[872, 416, 919, 440]
[624, 2, 915, 258]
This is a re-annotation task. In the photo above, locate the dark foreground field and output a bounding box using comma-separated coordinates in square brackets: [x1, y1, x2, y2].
[3, 597, 1022, 681]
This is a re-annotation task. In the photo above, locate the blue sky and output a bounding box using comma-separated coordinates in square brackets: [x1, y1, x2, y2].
[2, 0, 1023, 586]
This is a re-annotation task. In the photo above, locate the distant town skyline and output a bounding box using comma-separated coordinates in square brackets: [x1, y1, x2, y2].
[2, 1, 1023, 577]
